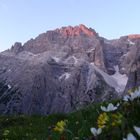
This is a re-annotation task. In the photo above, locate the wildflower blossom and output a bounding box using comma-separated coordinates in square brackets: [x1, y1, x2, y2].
[123, 87, 140, 101]
[53, 120, 66, 133]
[131, 88, 140, 99]
[134, 126, 140, 136]
[90, 127, 102, 136]
[101, 103, 119, 112]
[123, 95, 130, 102]
[97, 112, 109, 128]
[123, 133, 136, 140]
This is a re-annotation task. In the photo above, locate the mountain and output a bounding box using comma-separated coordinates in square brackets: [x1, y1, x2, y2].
[0, 24, 139, 114]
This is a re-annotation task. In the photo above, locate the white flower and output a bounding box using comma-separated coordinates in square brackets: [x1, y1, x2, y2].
[90, 127, 102, 136]
[101, 103, 119, 112]
[123, 133, 136, 140]
[132, 89, 140, 99]
[134, 126, 140, 136]
[123, 95, 130, 102]
[116, 103, 120, 107]
[123, 88, 140, 101]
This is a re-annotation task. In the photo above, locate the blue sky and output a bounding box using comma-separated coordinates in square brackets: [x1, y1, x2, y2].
[0, 0, 140, 52]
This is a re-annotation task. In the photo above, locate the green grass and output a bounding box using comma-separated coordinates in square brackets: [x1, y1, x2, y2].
[0, 98, 140, 140]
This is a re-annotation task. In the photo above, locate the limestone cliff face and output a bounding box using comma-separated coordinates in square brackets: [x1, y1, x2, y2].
[0, 53, 116, 114]
[125, 40, 140, 92]
[0, 25, 139, 114]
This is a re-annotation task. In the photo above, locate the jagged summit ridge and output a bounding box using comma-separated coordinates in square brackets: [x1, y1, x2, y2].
[17, 24, 100, 54]
[54, 24, 98, 37]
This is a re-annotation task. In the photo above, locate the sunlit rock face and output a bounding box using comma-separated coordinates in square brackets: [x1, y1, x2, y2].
[22, 24, 99, 54]
[0, 24, 139, 114]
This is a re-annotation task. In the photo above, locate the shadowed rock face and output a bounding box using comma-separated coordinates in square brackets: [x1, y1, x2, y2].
[0, 24, 139, 114]
[125, 40, 140, 92]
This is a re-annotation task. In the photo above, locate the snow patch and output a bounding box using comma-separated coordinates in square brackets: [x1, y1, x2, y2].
[90, 62, 95, 66]
[111, 65, 128, 92]
[90, 64, 128, 93]
[59, 73, 71, 80]
[91, 63, 119, 91]
[7, 84, 11, 89]
[121, 67, 125, 71]
[8, 69, 11, 72]
[72, 56, 78, 64]
[127, 39, 135, 45]
[123, 53, 129, 57]
[86, 48, 95, 53]
[52, 57, 60, 63]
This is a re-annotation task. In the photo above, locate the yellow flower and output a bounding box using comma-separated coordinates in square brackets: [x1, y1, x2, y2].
[53, 120, 66, 133]
[97, 112, 109, 128]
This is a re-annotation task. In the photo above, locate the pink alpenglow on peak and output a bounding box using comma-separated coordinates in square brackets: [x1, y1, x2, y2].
[55, 24, 98, 37]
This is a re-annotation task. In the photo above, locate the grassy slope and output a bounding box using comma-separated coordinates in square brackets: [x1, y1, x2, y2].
[0, 98, 140, 140]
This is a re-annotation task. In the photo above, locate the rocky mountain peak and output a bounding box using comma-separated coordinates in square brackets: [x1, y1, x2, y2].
[54, 24, 97, 37]
[0, 24, 140, 115]
[21, 24, 99, 54]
